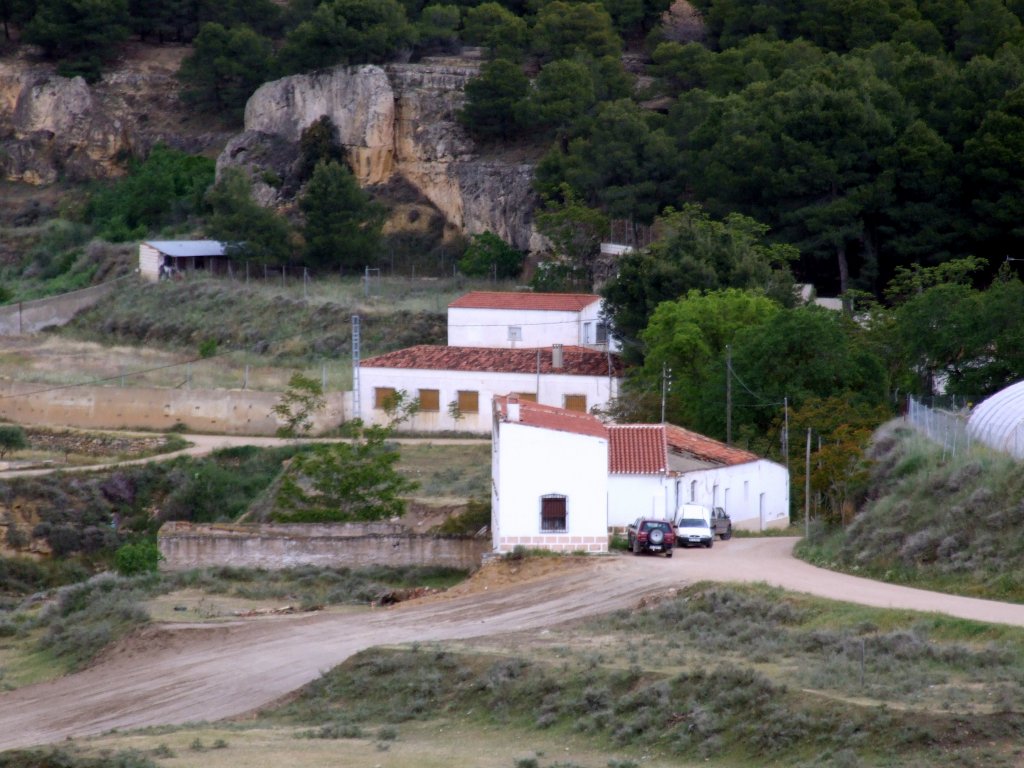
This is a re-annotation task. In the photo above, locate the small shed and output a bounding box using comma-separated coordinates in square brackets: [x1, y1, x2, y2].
[139, 240, 228, 282]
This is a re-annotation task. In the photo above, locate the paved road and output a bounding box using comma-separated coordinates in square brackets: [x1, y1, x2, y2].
[3, 537, 1024, 751]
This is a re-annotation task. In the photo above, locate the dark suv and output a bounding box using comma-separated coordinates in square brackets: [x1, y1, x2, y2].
[626, 518, 676, 557]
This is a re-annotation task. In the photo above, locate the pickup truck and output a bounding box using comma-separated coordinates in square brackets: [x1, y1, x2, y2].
[711, 507, 733, 540]
[626, 518, 676, 557]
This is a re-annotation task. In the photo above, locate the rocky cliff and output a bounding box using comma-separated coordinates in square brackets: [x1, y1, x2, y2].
[0, 48, 542, 252]
[222, 58, 542, 252]
[0, 46, 234, 185]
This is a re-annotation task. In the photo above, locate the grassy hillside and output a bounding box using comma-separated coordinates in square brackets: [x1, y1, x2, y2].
[798, 425, 1024, 602]
[60, 276, 456, 363]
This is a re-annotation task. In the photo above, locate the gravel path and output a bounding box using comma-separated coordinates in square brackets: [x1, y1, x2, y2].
[3, 537, 1024, 750]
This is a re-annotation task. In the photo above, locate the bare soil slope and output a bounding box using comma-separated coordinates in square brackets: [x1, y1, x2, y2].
[5, 538, 1024, 750]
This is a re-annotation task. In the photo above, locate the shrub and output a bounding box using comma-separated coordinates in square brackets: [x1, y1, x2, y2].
[114, 539, 162, 576]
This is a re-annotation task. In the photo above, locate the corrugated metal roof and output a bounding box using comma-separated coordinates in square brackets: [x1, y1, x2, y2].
[362, 345, 622, 377]
[495, 396, 608, 439]
[144, 240, 227, 257]
[449, 291, 601, 311]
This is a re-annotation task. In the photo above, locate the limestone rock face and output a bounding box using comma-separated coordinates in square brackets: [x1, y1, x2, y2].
[245, 65, 396, 186]
[228, 59, 540, 251]
[0, 52, 232, 185]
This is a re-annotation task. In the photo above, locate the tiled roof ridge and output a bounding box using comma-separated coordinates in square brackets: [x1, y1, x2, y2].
[449, 291, 601, 310]
[361, 344, 622, 377]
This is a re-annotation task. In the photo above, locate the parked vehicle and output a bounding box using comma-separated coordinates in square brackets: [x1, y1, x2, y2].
[676, 504, 714, 548]
[711, 507, 733, 540]
[626, 518, 676, 557]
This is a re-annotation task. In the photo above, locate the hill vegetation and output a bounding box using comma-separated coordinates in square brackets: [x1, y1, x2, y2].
[799, 424, 1024, 603]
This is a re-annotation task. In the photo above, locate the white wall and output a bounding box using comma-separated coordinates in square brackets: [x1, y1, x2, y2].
[607, 474, 674, 527]
[358, 365, 618, 433]
[679, 460, 790, 531]
[447, 304, 619, 352]
[448, 307, 586, 348]
[139, 243, 161, 281]
[492, 420, 609, 552]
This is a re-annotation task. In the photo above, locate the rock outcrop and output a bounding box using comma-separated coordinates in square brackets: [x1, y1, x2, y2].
[225, 58, 542, 251]
[0, 48, 232, 185]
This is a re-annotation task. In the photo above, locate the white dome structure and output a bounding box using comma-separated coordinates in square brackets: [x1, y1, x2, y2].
[967, 381, 1024, 459]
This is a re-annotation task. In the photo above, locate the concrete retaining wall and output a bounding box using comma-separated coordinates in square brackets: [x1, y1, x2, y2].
[0, 278, 128, 335]
[158, 521, 490, 571]
[0, 381, 349, 435]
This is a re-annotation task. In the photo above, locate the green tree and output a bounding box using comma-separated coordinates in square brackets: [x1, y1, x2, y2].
[637, 289, 781, 427]
[533, 186, 609, 290]
[0, 425, 27, 459]
[462, 2, 528, 58]
[707, 307, 887, 440]
[114, 538, 162, 576]
[537, 99, 675, 223]
[298, 116, 346, 181]
[300, 160, 384, 269]
[458, 58, 530, 140]
[278, 0, 414, 74]
[273, 425, 417, 522]
[177, 23, 274, 122]
[416, 3, 460, 52]
[271, 372, 327, 438]
[532, 1, 621, 62]
[87, 145, 215, 241]
[24, 0, 130, 80]
[204, 168, 293, 265]
[600, 204, 795, 358]
[457, 231, 524, 279]
[526, 58, 599, 137]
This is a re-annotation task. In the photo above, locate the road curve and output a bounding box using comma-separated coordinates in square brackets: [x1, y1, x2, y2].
[3, 537, 1024, 750]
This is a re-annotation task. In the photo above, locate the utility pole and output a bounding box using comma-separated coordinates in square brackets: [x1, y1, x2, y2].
[805, 427, 812, 539]
[726, 344, 733, 444]
[661, 362, 671, 423]
[351, 315, 361, 422]
[783, 396, 789, 474]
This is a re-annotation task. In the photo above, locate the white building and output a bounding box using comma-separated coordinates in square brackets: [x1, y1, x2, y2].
[491, 396, 610, 553]
[607, 424, 790, 531]
[138, 240, 228, 282]
[358, 344, 622, 433]
[447, 291, 618, 351]
[490, 400, 790, 553]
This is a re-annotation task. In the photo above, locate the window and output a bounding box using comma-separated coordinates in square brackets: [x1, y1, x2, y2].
[564, 394, 587, 412]
[583, 321, 591, 343]
[457, 390, 479, 413]
[690, 480, 697, 502]
[515, 392, 537, 402]
[374, 387, 396, 409]
[418, 388, 440, 411]
[596, 322, 608, 344]
[541, 494, 567, 532]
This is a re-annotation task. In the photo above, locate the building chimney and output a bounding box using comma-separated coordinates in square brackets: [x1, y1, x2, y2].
[507, 395, 520, 422]
[552, 344, 563, 370]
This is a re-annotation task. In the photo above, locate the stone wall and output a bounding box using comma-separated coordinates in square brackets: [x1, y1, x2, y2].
[0, 278, 125, 335]
[159, 521, 489, 571]
[0, 381, 349, 435]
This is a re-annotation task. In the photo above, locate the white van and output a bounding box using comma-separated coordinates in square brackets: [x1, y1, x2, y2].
[675, 503, 714, 548]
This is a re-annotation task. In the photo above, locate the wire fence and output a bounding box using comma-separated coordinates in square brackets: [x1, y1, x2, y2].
[906, 396, 973, 459]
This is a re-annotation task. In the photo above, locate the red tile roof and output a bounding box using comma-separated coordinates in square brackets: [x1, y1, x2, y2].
[607, 423, 761, 474]
[449, 291, 601, 311]
[495, 396, 609, 439]
[663, 424, 760, 466]
[362, 345, 623, 377]
[608, 425, 668, 474]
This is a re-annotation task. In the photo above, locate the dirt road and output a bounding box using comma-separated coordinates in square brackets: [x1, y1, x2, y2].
[4, 537, 1024, 751]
